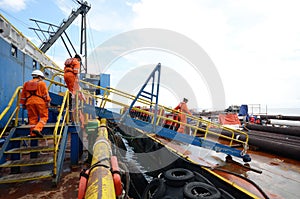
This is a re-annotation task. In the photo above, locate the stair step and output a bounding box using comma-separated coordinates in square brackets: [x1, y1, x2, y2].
[0, 170, 52, 184]
[0, 157, 53, 167]
[17, 123, 59, 129]
[5, 145, 54, 154]
[10, 135, 55, 141]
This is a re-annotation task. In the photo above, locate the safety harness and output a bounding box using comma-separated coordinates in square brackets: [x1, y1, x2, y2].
[64, 58, 76, 73]
[24, 80, 45, 100]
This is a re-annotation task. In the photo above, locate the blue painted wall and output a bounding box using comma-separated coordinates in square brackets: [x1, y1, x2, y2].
[0, 37, 64, 128]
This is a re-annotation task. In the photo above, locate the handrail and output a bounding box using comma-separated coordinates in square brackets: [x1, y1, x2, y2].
[40, 65, 249, 153]
[41, 66, 64, 74]
[85, 87, 249, 152]
[0, 86, 23, 138]
[52, 90, 70, 176]
[45, 77, 66, 88]
[47, 72, 65, 90]
[71, 79, 249, 152]
[0, 107, 18, 138]
[0, 86, 23, 121]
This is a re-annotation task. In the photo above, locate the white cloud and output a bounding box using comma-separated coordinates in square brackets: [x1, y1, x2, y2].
[26, 0, 299, 110]
[128, 0, 300, 108]
[0, 0, 27, 12]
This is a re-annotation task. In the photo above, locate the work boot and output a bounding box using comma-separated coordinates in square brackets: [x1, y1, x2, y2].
[28, 133, 36, 138]
[32, 130, 43, 138]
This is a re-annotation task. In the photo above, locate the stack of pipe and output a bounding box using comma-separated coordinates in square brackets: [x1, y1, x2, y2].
[244, 122, 300, 160]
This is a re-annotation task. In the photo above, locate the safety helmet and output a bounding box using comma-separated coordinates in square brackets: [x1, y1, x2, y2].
[31, 70, 45, 78]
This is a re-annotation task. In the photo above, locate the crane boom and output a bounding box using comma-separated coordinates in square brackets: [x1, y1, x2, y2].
[39, 1, 91, 54]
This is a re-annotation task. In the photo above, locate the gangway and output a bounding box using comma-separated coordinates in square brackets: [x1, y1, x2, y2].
[92, 63, 251, 162]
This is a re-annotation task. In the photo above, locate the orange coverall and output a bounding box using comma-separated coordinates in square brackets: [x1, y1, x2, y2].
[174, 102, 192, 134]
[64, 58, 80, 95]
[20, 79, 51, 136]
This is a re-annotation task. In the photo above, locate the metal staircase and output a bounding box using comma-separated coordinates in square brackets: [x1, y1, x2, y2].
[0, 87, 72, 185]
[0, 125, 56, 183]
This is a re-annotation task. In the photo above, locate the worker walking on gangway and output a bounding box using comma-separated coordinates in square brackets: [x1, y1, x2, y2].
[174, 98, 192, 134]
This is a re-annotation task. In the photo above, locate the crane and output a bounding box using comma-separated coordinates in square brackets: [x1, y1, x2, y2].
[30, 1, 91, 73]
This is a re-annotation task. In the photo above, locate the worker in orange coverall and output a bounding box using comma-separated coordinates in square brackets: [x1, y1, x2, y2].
[20, 70, 51, 137]
[64, 54, 85, 127]
[174, 98, 192, 134]
[64, 54, 81, 96]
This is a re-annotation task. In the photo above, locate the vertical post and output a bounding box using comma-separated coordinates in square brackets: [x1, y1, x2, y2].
[80, 11, 88, 74]
[14, 89, 21, 127]
[71, 131, 79, 165]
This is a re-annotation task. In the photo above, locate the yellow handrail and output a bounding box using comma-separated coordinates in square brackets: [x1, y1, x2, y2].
[39, 64, 249, 152]
[82, 88, 249, 151]
[0, 86, 22, 121]
[0, 86, 23, 138]
[0, 107, 18, 138]
[47, 72, 65, 90]
[52, 90, 70, 176]
[41, 66, 64, 74]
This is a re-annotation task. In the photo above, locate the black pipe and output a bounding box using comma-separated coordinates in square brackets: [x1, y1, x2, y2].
[218, 128, 300, 160]
[248, 136, 300, 160]
[245, 123, 300, 137]
[260, 115, 300, 121]
[247, 131, 300, 144]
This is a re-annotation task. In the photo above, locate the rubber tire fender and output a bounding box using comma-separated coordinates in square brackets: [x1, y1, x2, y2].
[164, 168, 194, 187]
[183, 182, 221, 199]
[142, 178, 166, 199]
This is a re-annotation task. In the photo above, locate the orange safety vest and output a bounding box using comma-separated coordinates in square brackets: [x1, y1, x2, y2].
[64, 58, 80, 74]
[20, 79, 51, 105]
[24, 80, 44, 100]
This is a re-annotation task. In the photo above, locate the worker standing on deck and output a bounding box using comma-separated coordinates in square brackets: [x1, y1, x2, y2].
[20, 70, 51, 137]
[64, 54, 81, 96]
[174, 98, 192, 134]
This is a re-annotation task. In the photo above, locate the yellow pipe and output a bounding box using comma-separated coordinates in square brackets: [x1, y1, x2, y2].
[85, 119, 116, 199]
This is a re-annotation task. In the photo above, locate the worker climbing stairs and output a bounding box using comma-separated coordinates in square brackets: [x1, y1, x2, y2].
[0, 85, 83, 185]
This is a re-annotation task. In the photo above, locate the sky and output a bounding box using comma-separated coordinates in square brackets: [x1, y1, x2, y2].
[1, 0, 300, 112]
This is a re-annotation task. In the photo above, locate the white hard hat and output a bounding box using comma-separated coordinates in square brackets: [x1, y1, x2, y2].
[31, 70, 45, 78]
